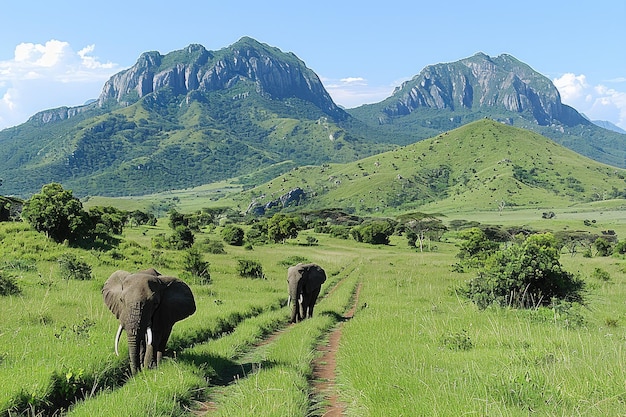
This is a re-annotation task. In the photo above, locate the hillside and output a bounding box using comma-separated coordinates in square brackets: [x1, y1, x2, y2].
[348, 53, 626, 168]
[1, 41, 624, 200]
[237, 119, 626, 215]
[0, 38, 389, 198]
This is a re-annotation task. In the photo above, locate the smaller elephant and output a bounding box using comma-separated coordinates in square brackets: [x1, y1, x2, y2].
[102, 268, 196, 374]
[287, 263, 326, 323]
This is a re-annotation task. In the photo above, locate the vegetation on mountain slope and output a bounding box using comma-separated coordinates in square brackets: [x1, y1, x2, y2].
[234, 120, 626, 215]
[0, 40, 624, 200]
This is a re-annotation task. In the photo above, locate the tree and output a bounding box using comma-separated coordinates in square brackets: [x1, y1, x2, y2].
[222, 224, 245, 246]
[88, 206, 128, 235]
[267, 213, 304, 243]
[22, 183, 90, 243]
[398, 212, 447, 252]
[351, 220, 394, 245]
[462, 233, 585, 309]
[456, 227, 500, 262]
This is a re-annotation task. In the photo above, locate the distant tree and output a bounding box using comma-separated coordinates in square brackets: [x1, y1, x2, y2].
[267, 213, 304, 243]
[168, 209, 187, 230]
[593, 237, 612, 256]
[456, 227, 500, 262]
[398, 212, 447, 252]
[88, 206, 128, 235]
[351, 220, 394, 245]
[222, 224, 245, 246]
[22, 183, 90, 243]
[170, 225, 194, 250]
[129, 210, 157, 227]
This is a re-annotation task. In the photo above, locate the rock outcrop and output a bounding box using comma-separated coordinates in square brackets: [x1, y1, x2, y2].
[96, 38, 345, 119]
[381, 53, 589, 127]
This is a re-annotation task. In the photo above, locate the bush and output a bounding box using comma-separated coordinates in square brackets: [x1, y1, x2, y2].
[237, 259, 264, 279]
[462, 233, 585, 309]
[0, 271, 21, 295]
[183, 247, 210, 284]
[221, 225, 245, 246]
[57, 253, 92, 281]
[278, 256, 309, 267]
[351, 221, 394, 245]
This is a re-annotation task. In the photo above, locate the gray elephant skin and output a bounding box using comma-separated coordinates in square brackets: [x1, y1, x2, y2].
[102, 268, 196, 374]
[287, 263, 326, 323]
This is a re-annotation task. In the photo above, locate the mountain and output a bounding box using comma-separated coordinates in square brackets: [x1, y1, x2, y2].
[348, 53, 626, 168]
[592, 120, 626, 134]
[0, 37, 388, 198]
[236, 119, 626, 215]
[0, 41, 624, 200]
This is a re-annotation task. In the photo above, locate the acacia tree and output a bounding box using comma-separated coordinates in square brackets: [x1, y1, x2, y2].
[22, 183, 90, 243]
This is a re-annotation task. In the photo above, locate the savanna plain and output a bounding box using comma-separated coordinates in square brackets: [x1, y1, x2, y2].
[0, 202, 625, 417]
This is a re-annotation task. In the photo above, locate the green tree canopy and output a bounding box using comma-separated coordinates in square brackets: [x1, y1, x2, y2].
[22, 183, 90, 243]
[462, 233, 585, 309]
[267, 213, 304, 243]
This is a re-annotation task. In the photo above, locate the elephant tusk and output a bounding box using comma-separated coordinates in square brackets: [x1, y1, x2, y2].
[146, 327, 153, 346]
[287, 295, 291, 307]
[298, 294, 303, 304]
[115, 324, 123, 356]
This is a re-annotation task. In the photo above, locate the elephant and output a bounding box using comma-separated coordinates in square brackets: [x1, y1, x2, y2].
[287, 263, 326, 323]
[102, 268, 196, 374]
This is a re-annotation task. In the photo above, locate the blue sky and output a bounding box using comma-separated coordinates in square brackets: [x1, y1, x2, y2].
[1, 0, 624, 130]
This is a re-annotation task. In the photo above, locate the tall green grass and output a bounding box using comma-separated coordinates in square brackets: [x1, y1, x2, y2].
[1, 207, 625, 416]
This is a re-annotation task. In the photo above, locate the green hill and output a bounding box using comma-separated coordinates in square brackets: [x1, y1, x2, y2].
[233, 119, 626, 215]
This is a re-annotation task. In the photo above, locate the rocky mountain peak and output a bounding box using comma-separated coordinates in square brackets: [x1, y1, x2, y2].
[96, 37, 345, 119]
[383, 52, 588, 127]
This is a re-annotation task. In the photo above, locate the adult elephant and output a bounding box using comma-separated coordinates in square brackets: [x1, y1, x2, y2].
[287, 263, 326, 323]
[102, 268, 196, 374]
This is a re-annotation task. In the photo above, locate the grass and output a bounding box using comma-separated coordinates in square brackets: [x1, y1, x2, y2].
[0, 204, 625, 416]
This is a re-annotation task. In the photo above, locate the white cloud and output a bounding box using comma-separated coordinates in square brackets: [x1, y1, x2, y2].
[322, 76, 400, 109]
[0, 40, 120, 130]
[554, 73, 626, 129]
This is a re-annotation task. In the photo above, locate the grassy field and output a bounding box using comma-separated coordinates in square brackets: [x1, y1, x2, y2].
[0, 205, 625, 416]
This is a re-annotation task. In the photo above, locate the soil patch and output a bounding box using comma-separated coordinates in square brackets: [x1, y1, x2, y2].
[311, 282, 362, 416]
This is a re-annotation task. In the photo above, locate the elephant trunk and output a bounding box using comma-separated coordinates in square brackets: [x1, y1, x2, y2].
[126, 302, 151, 374]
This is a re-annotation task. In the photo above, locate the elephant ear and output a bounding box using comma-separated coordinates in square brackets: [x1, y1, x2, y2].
[102, 270, 130, 320]
[158, 276, 196, 322]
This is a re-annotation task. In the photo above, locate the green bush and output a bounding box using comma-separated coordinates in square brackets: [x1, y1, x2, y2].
[183, 247, 210, 284]
[462, 233, 585, 309]
[57, 253, 93, 281]
[237, 259, 264, 279]
[350, 221, 394, 245]
[221, 225, 245, 246]
[0, 271, 21, 295]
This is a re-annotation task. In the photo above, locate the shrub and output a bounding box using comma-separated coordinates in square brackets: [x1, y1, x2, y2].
[0, 271, 21, 295]
[278, 256, 309, 267]
[183, 247, 210, 284]
[221, 225, 245, 246]
[591, 267, 611, 282]
[237, 259, 264, 279]
[462, 233, 585, 309]
[57, 253, 92, 281]
[351, 221, 394, 245]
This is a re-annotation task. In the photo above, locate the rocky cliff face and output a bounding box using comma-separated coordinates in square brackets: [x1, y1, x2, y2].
[96, 37, 345, 119]
[382, 53, 588, 127]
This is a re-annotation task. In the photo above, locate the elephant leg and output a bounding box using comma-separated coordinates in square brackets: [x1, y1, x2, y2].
[306, 287, 322, 319]
[155, 327, 172, 366]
